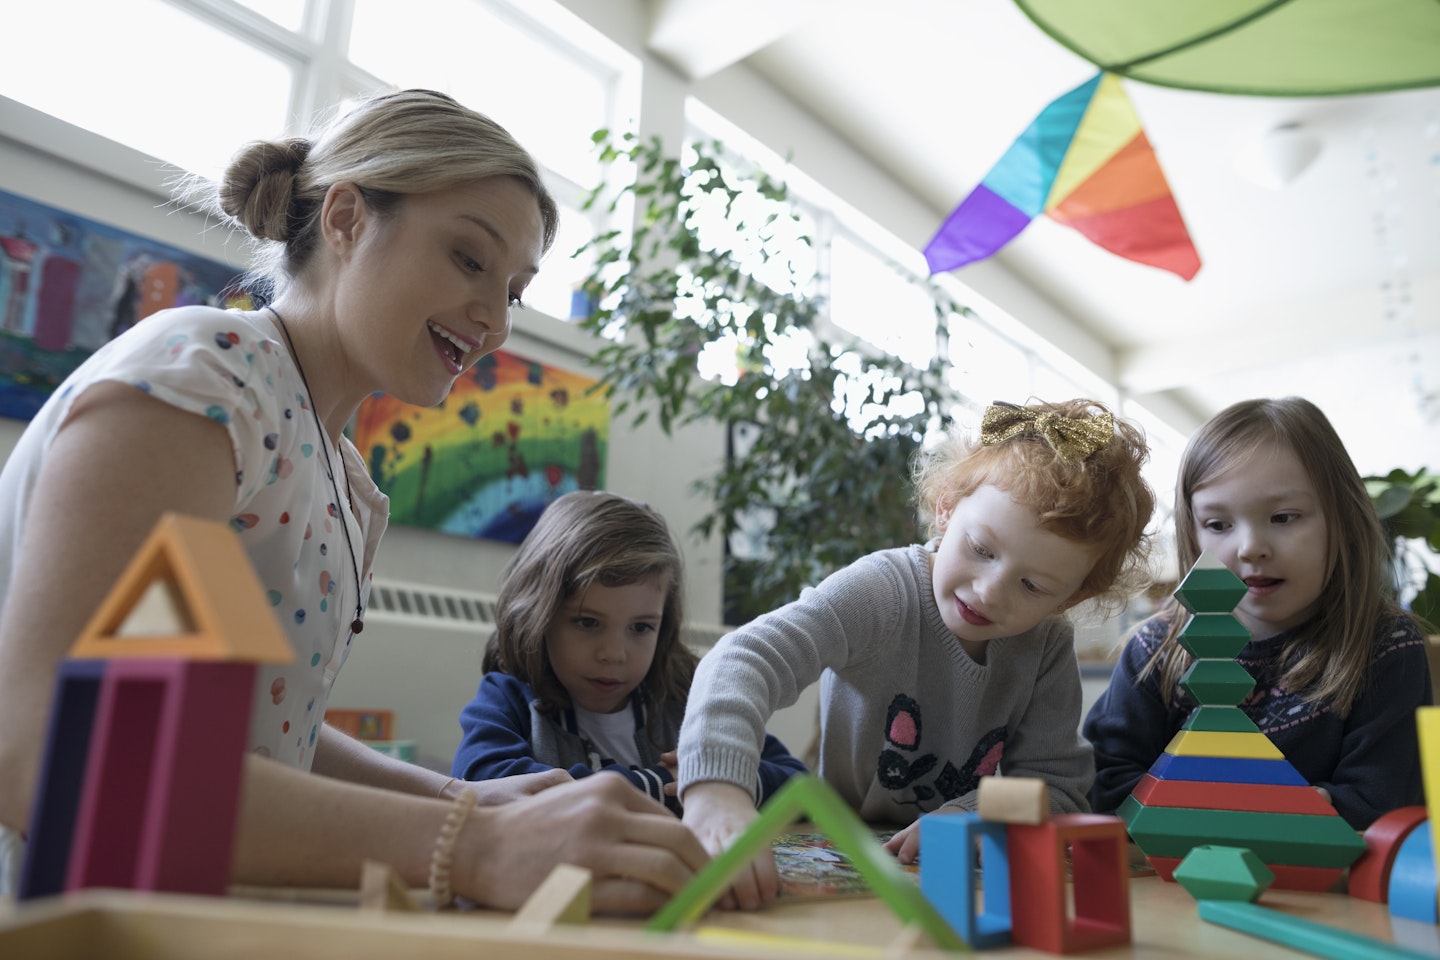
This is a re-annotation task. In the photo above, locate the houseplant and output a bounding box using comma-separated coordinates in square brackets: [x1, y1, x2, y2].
[573, 130, 966, 623]
[1365, 467, 1440, 631]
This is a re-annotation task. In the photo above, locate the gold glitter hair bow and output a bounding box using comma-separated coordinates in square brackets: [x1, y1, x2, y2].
[980, 401, 1114, 463]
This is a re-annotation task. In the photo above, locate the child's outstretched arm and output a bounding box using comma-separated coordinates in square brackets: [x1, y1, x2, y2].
[452, 673, 585, 782]
[1315, 617, 1432, 830]
[1082, 619, 1179, 813]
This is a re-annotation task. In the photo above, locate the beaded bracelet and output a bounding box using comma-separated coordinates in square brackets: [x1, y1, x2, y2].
[428, 790, 477, 909]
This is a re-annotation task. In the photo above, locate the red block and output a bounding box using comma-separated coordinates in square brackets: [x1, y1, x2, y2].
[1131, 774, 1337, 816]
[66, 658, 255, 895]
[1148, 856, 1344, 892]
[1348, 806, 1428, 903]
[1008, 814, 1131, 953]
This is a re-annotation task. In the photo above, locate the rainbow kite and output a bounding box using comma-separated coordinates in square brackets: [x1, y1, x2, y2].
[924, 72, 1200, 281]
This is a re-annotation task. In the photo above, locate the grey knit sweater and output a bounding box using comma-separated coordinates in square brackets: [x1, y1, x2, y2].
[677, 543, 1093, 824]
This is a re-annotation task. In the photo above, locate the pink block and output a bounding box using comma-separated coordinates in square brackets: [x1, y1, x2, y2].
[66, 659, 255, 895]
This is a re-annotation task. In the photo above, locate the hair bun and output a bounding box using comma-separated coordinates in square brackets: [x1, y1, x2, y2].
[217, 137, 312, 242]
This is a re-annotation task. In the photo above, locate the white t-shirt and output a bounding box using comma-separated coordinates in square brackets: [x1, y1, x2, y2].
[573, 704, 642, 769]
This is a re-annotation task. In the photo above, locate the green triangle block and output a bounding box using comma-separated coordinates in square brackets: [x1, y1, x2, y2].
[1181, 659, 1256, 705]
[1182, 706, 1261, 733]
[1174, 552, 1247, 614]
[646, 775, 967, 950]
[1178, 613, 1251, 659]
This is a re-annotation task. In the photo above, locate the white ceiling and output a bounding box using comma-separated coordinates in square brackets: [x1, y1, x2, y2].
[644, 0, 1440, 476]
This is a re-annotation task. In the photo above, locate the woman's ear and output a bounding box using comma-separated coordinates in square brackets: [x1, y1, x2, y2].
[320, 182, 367, 257]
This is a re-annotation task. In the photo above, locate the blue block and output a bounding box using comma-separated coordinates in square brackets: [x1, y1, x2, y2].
[1150, 752, 1308, 786]
[1388, 823, 1438, 924]
[19, 659, 106, 900]
[919, 811, 1011, 948]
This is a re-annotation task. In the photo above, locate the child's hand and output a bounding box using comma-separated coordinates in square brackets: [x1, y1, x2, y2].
[660, 752, 679, 797]
[681, 780, 777, 910]
[883, 820, 922, 865]
[460, 768, 572, 806]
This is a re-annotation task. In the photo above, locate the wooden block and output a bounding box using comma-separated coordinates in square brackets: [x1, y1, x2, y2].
[66, 659, 254, 896]
[1171, 845, 1273, 902]
[19, 659, 105, 901]
[1147, 857, 1345, 892]
[1388, 823, 1438, 924]
[1148, 752, 1308, 786]
[1178, 659, 1256, 705]
[509, 864, 592, 930]
[1120, 799, 1366, 868]
[976, 775, 1048, 824]
[1173, 552, 1248, 613]
[1416, 706, 1440, 919]
[919, 811, 1011, 948]
[1349, 805, 1427, 902]
[1181, 706, 1260, 733]
[359, 860, 420, 912]
[1007, 814, 1130, 954]
[1164, 730, 1282, 760]
[1131, 775, 1337, 816]
[646, 776, 964, 951]
[1200, 900, 1426, 960]
[68, 513, 292, 664]
[1176, 613, 1250, 659]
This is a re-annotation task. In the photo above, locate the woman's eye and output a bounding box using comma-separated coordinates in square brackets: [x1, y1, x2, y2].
[1021, 579, 1041, 595]
[459, 253, 482, 273]
[508, 292, 526, 311]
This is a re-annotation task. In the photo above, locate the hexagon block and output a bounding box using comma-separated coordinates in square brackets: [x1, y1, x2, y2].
[1174, 552, 1247, 614]
[1180, 659, 1256, 705]
[1173, 845, 1274, 902]
[1177, 613, 1251, 659]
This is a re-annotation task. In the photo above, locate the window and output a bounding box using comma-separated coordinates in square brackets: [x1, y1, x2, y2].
[1, 0, 292, 182]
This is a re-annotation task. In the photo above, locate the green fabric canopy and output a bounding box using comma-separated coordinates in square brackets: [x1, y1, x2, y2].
[1013, 0, 1440, 97]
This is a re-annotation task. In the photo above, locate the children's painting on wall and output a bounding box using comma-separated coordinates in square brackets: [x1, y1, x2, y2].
[0, 188, 246, 421]
[352, 350, 608, 543]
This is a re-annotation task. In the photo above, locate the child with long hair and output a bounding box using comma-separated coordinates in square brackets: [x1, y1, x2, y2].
[1085, 396, 1432, 830]
[452, 490, 805, 812]
[677, 398, 1156, 907]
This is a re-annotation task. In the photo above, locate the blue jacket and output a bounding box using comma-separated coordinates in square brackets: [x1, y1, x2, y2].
[452, 672, 806, 813]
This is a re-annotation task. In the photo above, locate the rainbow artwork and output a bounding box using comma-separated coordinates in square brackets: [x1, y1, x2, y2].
[923, 71, 1200, 281]
[352, 349, 608, 543]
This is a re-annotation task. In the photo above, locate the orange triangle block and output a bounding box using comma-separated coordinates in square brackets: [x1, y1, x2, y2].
[68, 513, 293, 663]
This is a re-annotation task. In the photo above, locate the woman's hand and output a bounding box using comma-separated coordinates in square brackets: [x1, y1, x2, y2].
[456, 775, 708, 916]
[680, 780, 776, 910]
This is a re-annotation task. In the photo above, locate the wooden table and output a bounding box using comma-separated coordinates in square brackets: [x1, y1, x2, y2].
[2, 874, 1438, 959]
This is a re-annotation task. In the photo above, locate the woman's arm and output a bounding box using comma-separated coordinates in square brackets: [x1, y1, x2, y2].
[234, 754, 707, 914]
[313, 724, 568, 805]
[0, 383, 236, 833]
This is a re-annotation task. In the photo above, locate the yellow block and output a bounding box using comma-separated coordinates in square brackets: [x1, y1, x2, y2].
[1417, 707, 1440, 920]
[694, 927, 882, 957]
[1164, 729, 1282, 760]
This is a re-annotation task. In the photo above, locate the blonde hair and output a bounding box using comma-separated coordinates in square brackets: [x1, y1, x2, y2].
[1142, 396, 1410, 715]
[913, 398, 1154, 614]
[482, 491, 695, 744]
[179, 88, 558, 297]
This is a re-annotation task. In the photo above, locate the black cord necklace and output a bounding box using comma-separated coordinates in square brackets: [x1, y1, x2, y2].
[268, 306, 365, 635]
